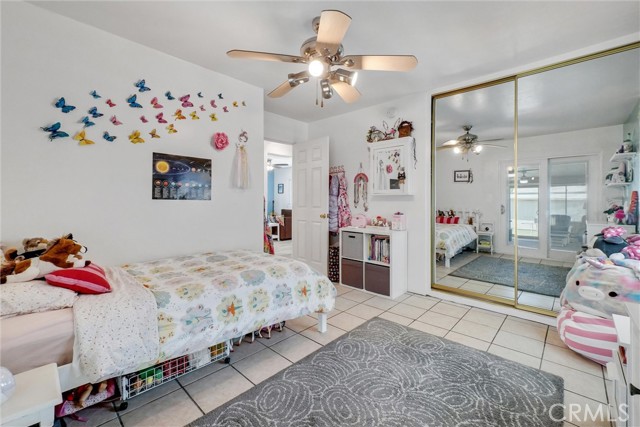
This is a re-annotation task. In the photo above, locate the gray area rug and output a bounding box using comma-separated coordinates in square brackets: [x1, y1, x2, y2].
[450, 256, 570, 297]
[188, 318, 564, 427]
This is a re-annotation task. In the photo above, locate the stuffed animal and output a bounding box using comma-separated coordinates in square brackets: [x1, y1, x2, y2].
[1, 235, 88, 284]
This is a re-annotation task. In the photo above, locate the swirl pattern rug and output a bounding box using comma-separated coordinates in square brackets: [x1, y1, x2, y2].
[189, 318, 564, 427]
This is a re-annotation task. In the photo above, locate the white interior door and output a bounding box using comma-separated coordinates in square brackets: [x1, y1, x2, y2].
[292, 137, 329, 274]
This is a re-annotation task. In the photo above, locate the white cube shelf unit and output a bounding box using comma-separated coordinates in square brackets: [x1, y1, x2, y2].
[339, 226, 407, 299]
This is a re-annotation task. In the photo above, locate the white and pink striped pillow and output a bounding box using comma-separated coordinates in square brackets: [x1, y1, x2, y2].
[45, 263, 111, 294]
[557, 307, 618, 365]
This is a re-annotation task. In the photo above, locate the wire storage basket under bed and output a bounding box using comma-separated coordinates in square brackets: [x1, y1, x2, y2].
[118, 340, 231, 401]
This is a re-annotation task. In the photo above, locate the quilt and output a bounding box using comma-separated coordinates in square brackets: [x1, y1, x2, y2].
[435, 223, 477, 259]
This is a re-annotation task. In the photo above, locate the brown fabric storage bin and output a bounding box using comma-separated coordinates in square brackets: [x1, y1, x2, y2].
[364, 263, 390, 296]
[341, 259, 363, 289]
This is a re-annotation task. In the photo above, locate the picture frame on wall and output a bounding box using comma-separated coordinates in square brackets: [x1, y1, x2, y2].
[370, 136, 414, 195]
[277, 183, 284, 194]
[454, 170, 471, 183]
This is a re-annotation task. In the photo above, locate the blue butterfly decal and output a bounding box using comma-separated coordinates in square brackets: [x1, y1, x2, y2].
[135, 79, 151, 92]
[197, 92, 203, 98]
[90, 90, 101, 99]
[127, 94, 143, 108]
[217, 93, 223, 99]
[81, 116, 95, 127]
[165, 91, 175, 100]
[41, 122, 69, 141]
[103, 132, 117, 142]
[88, 106, 104, 118]
[54, 97, 76, 113]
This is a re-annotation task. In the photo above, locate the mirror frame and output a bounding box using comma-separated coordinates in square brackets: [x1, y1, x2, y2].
[430, 41, 640, 317]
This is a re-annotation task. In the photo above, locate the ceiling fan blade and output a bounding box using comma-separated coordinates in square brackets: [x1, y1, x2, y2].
[481, 143, 507, 149]
[477, 138, 504, 142]
[227, 49, 306, 64]
[267, 80, 296, 98]
[442, 139, 459, 146]
[330, 80, 361, 103]
[316, 10, 352, 56]
[340, 55, 418, 71]
[436, 146, 455, 151]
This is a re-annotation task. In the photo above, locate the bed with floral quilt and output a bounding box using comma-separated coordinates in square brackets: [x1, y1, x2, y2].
[435, 223, 478, 268]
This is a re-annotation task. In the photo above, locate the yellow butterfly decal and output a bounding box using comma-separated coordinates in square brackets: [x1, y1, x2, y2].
[128, 130, 145, 144]
[149, 129, 161, 139]
[166, 124, 177, 134]
[232, 101, 238, 107]
[190, 111, 200, 120]
[73, 129, 94, 146]
[209, 113, 218, 122]
[173, 109, 186, 120]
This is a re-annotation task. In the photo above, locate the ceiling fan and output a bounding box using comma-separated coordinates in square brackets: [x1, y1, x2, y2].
[227, 10, 418, 105]
[437, 125, 505, 155]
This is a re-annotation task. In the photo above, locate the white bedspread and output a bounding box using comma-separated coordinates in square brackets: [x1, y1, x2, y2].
[435, 223, 477, 258]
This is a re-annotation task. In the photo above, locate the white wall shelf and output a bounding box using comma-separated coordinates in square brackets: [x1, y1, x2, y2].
[610, 152, 637, 162]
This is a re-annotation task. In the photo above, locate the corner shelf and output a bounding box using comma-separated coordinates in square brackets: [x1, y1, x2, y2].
[606, 182, 632, 187]
[610, 152, 637, 162]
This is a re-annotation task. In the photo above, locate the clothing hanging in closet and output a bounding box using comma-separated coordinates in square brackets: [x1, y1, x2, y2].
[329, 167, 352, 233]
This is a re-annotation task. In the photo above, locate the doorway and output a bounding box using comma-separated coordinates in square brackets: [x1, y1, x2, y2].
[265, 141, 293, 257]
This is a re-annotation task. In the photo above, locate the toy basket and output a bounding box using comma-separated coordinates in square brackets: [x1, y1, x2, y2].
[55, 379, 117, 418]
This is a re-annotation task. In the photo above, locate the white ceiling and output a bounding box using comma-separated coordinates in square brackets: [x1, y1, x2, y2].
[30, 1, 640, 123]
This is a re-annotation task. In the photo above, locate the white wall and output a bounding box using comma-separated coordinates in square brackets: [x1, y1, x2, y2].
[264, 112, 308, 144]
[1, 2, 264, 265]
[273, 167, 292, 214]
[308, 93, 431, 294]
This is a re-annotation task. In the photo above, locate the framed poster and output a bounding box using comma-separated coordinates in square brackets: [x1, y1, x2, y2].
[152, 152, 212, 200]
[277, 183, 284, 194]
[454, 170, 471, 182]
[370, 136, 414, 195]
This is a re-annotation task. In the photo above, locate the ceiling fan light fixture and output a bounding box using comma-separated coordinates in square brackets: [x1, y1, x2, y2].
[473, 145, 483, 153]
[308, 59, 325, 77]
[334, 68, 358, 86]
[320, 79, 333, 99]
[519, 178, 529, 184]
[453, 146, 461, 154]
[288, 71, 310, 87]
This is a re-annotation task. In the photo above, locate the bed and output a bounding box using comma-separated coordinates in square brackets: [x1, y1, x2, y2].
[1, 249, 336, 392]
[435, 223, 478, 268]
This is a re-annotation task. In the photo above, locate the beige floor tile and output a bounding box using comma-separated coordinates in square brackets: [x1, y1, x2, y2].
[459, 281, 493, 294]
[98, 419, 122, 427]
[363, 295, 400, 311]
[402, 295, 438, 310]
[387, 303, 427, 319]
[175, 360, 227, 387]
[552, 298, 562, 313]
[232, 348, 292, 385]
[340, 290, 374, 303]
[563, 391, 611, 427]
[408, 320, 448, 337]
[429, 301, 470, 318]
[327, 312, 367, 331]
[545, 327, 568, 349]
[543, 343, 603, 377]
[463, 307, 506, 329]
[416, 310, 459, 330]
[486, 284, 519, 299]
[333, 284, 354, 295]
[541, 360, 607, 403]
[518, 291, 555, 310]
[300, 324, 346, 346]
[521, 257, 541, 264]
[501, 254, 515, 260]
[438, 276, 468, 288]
[345, 303, 384, 320]
[493, 330, 544, 357]
[184, 366, 253, 413]
[487, 344, 541, 369]
[393, 293, 411, 302]
[444, 331, 490, 351]
[562, 262, 576, 268]
[378, 311, 413, 326]
[257, 326, 297, 346]
[451, 319, 499, 342]
[541, 259, 564, 267]
[229, 337, 267, 363]
[120, 389, 202, 427]
[334, 295, 359, 311]
[284, 315, 318, 333]
[270, 334, 322, 363]
[500, 317, 547, 342]
[66, 402, 117, 427]
[308, 310, 341, 320]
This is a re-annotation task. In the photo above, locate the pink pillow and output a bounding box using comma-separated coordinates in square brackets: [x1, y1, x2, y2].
[453, 216, 460, 224]
[45, 264, 111, 294]
[436, 216, 444, 223]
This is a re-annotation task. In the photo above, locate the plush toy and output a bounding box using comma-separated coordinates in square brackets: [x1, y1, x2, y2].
[1, 235, 88, 284]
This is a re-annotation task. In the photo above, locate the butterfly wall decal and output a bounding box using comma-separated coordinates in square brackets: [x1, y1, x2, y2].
[88, 106, 104, 118]
[151, 97, 163, 109]
[127, 94, 142, 108]
[156, 112, 167, 123]
[166, 124, 177, 134]
[103, 131, 117, 142]
[74, 130, 95, 146]
[197, 92, 204, 98]
[110, 115, 123, 125]
[129, 130, 145, 144]
[55, 97, 76, 113]
[179, 95, 193, 108]
[223, 106, 229, 113]
[190, 111, 200, 120]
[149, 129, 160, 139]
[106, 99, 116, 107]
[210, 100, 217, 108]
[165, 91, 175, 100]
[218, 93, 223, 99]
[232, 101, 238, 107]
[209, 113, 218, 122]
[81, 116, 95, 128]
[173, 109, 186, 120]
[199, 105, 206, 111]
[41, 122, 69, 141]
[140, 116, 148, 123]
[135, 79, 150, 92]
[90, 90, 101, 99]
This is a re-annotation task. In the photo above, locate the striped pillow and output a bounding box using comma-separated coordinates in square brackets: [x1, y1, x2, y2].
[45, 263, 111, 294]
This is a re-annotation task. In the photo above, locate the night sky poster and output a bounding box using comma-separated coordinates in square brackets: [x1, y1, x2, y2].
[152, 152, 212, 200]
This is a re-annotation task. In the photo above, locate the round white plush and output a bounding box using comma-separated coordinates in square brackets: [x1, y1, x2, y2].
[0, 367, 16, 404]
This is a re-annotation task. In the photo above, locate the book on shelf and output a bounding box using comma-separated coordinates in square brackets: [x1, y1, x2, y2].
[368, 235, 390, 264]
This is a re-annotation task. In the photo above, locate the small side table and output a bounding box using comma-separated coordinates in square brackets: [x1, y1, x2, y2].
[1, 363, 62, 427]
[476, 231, 494, 255]
[268, 222, 280, 241]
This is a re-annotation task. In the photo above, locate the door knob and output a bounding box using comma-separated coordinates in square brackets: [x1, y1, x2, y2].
[320, 213, 327, 219]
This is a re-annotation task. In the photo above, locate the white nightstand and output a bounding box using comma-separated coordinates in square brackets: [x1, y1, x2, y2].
[1, 363, 62, 427]
[476, 231, 494, 255]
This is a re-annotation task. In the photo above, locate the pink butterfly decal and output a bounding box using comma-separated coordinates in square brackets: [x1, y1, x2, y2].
[179, 95, 193, 108]
[210, 100, 217, 108]
[199, 105, 206, 111]
[151, 97, 163, 109]
[140, 116, 148, 123]
[110, 115, 123, 125]
[156, 112, 167, 124]
[106, 99, 116, 107]
[223, 106, 229, 113]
